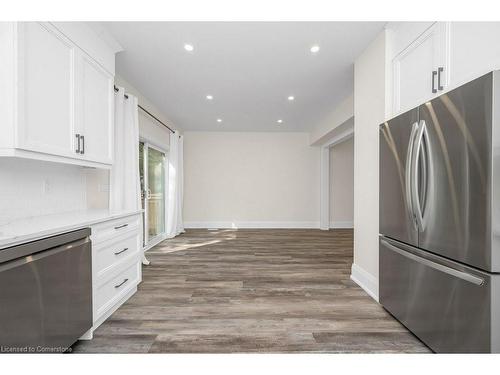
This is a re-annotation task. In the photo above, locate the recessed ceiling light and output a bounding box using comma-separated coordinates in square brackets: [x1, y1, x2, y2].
[310, 45, 320, 53]
[277, 119, 283, 124]
[217, 118, 222, 123]
[184, 43, 194, 52]
[288, 96, 295, 101]
[206, 95, 213, 100]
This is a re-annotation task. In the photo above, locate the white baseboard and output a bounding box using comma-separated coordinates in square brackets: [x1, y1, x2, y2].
[350, 263, 379, 302]
[329, 221, 354, 229]
[184, 221, 320, 229]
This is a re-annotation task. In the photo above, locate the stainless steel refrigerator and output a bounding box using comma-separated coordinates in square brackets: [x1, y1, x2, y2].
[379, 71, 500, 353]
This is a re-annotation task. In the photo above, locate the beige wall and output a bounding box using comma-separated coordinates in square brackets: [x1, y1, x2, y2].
[183, 131, 320, 228]
[329, 137, 354, 227]
[352, 30, 388, 301]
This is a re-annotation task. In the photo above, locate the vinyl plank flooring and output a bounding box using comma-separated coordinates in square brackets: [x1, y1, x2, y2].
[71, 229, 430, 353]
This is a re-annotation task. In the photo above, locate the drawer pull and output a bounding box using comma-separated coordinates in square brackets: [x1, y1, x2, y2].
[114, 224, 129, 230]
[114, 278, 129, 288]
[114, 247, 129, 255]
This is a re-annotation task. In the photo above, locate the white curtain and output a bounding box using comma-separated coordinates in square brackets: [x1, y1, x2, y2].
[166, 131, 185, 238]
[110, 86, 141, 212]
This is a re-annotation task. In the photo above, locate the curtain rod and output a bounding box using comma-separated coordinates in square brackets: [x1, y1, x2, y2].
[114, 85, 175, 134]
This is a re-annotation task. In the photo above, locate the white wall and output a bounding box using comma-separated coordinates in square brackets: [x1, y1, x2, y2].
[183, 131, 320, 228]
[0, 158, 87, 224]
[352, 30, 388, 301]
[329, 137, 354, 228]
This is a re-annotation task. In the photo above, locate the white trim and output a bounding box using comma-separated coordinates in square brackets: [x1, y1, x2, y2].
[319, 147, 330, 230]
[323, 126, 354, 149]
[184, 221, 320, 229]
[350, 263, 379, 302]
[329, 221, 354, 229]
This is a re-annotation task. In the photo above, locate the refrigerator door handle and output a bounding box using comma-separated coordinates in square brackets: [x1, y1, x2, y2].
[380, 238, 485, 286]
[411, 120, 427, 231]
[406, 122, 419, 228]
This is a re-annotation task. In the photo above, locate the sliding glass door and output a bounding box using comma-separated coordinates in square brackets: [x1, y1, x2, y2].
[139, 141, 166, 248]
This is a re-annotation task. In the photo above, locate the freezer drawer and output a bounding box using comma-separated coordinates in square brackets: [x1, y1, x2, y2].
[379, 236, 500, 353]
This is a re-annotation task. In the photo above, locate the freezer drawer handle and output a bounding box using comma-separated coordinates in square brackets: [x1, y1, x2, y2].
[381, 239, 484, 286]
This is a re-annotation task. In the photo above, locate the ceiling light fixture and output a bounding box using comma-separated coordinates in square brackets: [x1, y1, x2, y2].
[184, 43, 194, 52]
[217, 118, 222, 123]
[310, 45, 320, 53]
[206, 95, 213, 100]
[288, 96, 295, 101]
[277, 119, 283, 124]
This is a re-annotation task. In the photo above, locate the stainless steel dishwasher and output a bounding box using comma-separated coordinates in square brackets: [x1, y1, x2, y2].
[0, 228, 92, 353]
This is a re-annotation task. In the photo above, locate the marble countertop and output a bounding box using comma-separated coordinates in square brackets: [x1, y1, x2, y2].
[0, 209, 143, 249]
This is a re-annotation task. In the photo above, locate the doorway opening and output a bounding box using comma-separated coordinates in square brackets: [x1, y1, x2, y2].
[329, 136, 354, 229]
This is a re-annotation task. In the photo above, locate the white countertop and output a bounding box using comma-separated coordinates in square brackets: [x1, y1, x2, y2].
[0, 209, 143, 249]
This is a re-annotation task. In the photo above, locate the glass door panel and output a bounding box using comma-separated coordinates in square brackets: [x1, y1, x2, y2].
[139, 141, 166, 248]
[147, 147, 165, 240]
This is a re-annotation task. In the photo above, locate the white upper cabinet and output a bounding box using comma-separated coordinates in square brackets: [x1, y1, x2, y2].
[76, 52, 114, 164]
[16, 23, 77, 158]
[390, 21, 500, 117]
[0, 22, 116, 168]
[391, 22, 449, 115]
[448, 22, 500, 90]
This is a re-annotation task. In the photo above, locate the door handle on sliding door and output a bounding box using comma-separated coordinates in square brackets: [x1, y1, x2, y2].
[411, 120, 427, 232]
[406, 122, 419, 229]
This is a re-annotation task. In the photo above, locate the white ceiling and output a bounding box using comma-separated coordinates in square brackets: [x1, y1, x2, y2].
[100, 22, 385, 132]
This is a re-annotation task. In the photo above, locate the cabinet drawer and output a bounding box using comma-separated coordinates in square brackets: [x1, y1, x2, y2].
[95, 261, 139, 316]
[94, 231, 140, 278]
[91, 215, 140, 245]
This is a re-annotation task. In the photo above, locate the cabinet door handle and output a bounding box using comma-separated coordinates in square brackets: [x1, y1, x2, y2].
[431, 70, 438, 93]
[80, 135, 85, 154]
[114, 278, 129, 288]
[114, 247, 129, 255]
[75, 134, 80, 153]
[437, 67, 444, 91]
[114, 223, 129, 230]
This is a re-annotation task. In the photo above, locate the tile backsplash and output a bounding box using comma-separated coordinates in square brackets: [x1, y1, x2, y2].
[0, 158, 108, 224]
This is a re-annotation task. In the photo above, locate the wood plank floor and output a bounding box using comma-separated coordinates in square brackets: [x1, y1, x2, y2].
[71, 229, 429, 353]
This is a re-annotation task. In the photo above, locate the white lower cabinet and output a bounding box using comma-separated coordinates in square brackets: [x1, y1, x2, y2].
[87, 213, 142, 335]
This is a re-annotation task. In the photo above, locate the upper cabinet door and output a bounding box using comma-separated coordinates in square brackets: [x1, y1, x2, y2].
[77, 52, 114, 164]
[392, 22, 449, 115]
[449, 22, 500, 90]
[16, 23, 77, 157]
